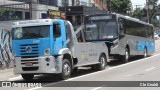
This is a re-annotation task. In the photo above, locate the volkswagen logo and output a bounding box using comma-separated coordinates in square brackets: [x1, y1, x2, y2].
[26, 47, 32, 53]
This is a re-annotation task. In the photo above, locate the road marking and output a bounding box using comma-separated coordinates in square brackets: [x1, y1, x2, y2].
[91, 86, 103, 90]
[66, 53, 160, 81]
[27, 86, 42, 90]
[145, 67, 156, 72]
[8, 76, 21, 81]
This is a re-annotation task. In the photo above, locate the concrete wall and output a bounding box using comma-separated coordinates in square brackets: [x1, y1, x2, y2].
[0, 29, 13, 69]
[0, 21, 18, 69]
[0, 21, 22, 69]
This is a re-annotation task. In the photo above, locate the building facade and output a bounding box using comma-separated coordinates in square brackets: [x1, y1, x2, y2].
[0, 0, 58, 20]
[91, 0, 107, 9]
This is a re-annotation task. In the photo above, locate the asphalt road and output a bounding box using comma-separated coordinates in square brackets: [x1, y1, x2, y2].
[36, 47, 160, 90]
[1, 40, 160, 90]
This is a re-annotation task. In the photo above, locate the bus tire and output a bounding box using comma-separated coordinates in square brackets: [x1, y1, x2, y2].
[21, 74, 34, 80]
[60, 59, 71, 80]
[96, 54, 107, 71]
[122, 48, 130, 63]
[143, 47, 148, 58]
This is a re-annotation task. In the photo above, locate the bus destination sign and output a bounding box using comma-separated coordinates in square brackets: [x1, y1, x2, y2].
[89, 15, 115, 21]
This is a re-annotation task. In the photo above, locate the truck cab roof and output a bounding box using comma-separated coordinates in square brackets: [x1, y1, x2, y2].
[12, 19, 66, 28]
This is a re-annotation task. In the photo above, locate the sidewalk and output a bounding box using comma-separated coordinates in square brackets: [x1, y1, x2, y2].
[0, 68, 20, 81]
[0, 68, 13, 73]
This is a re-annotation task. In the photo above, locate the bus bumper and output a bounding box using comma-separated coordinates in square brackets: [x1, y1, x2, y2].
[13, 56, 62, 75]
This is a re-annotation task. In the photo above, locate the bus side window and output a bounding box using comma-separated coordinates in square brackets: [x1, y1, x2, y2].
[147, 26, 154, 39]
[53, 23, 61, 38]
[119, 18, 125, 35]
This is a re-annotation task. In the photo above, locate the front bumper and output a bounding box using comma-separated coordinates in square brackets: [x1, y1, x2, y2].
[14, 56, 62, 74]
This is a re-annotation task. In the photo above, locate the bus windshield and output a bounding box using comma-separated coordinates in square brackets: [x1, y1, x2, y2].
[12, 25, 50, 40]
[85, 20, 118, 41]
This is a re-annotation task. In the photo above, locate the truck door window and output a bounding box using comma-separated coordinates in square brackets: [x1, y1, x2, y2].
[53, 23, 61, 38]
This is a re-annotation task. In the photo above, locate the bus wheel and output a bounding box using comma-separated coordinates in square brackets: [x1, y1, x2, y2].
[60, 59, 71, 80]
[96, 54, 107, 71]
[143, 47, 148, 58]
[122, 48, 130, 63]
[21, 74, 34, 80]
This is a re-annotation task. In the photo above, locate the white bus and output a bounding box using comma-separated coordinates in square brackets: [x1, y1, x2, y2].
[84, 13, 155, 63]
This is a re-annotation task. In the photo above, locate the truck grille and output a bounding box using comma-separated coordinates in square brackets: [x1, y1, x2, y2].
[21, 59, 39, 71]
[20, 44, 39, 56]
[21, 59, 39, 65]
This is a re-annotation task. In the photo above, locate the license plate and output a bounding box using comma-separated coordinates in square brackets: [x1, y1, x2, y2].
[25, 62, 33, 66]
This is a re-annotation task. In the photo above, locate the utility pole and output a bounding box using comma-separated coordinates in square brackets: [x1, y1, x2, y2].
[134, 5, 142, 9]
[106, 0, 111, 13]
[146, 0, 151, 23]
[72, 0, 75, 6]
[29, 0, 32, 19]
[3, 0, 6, 5]
[64, 0, 68, 20]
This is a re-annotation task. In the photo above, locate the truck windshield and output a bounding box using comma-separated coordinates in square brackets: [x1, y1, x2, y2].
[85, 21, 118, 41]
[12, 25, 50, 40]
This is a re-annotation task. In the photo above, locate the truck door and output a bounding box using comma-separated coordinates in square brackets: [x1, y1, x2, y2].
[52, 21, 66, 55]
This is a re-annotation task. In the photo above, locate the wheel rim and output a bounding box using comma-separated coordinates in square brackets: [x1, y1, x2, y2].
[125, 50, 129, 60]
[100, 57, 105, 68]
[63, 63, 71, 76]
[144, 49, 147, 57]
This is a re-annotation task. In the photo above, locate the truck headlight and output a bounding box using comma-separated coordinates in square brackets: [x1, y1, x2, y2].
[44, 49, 50, 56]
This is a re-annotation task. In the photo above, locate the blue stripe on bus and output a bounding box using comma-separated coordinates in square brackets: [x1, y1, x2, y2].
[137, 40, 155, 52]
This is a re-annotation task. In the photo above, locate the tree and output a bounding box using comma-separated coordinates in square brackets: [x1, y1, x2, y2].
[132, 8, 146, 20]
[0, 9, 5, 16]
[150, 0, 159, 19]
[132, 0, 159, 26]
[110, 0, 132, 15]
[0, 7, 20, 21]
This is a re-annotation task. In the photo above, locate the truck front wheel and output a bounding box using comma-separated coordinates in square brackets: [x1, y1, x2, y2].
[60, 59, 71, 80]
[21, 74, 34, 80]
